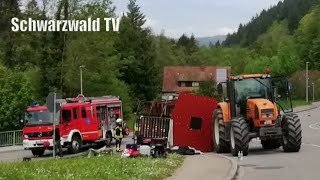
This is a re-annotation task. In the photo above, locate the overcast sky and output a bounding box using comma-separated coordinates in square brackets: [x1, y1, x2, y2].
[113, 0, 282, 38]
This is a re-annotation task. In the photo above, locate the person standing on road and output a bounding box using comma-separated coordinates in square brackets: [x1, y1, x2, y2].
[115, 118, 124, 152]
[54, 125, 63, 157]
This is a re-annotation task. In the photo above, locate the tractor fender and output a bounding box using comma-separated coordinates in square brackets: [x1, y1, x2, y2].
[217, 102, 231, 123]
[64, 130, 83, 143]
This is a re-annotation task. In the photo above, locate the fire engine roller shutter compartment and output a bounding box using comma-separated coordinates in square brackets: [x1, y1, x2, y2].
[171, 92, 218, 152]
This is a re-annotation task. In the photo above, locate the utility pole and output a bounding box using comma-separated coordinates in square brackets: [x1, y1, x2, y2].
[53, 93, 56, 158]
[306, 62, 310, 102]
[79, 65, 85, 95]
[312, 82, 315, 101]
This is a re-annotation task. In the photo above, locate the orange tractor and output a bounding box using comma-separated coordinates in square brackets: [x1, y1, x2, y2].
[213, 69, 302, 156]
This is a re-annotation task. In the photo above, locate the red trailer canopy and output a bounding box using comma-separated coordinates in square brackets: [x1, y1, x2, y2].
[171, 92, 218, 152]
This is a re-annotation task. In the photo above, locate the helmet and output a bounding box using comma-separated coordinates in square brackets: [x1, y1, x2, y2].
[116, 118, 122, 123]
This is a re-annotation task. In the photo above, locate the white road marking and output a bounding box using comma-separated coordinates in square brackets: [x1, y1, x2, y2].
[302, 143, 320, 148]
[309, 122, 320, 130]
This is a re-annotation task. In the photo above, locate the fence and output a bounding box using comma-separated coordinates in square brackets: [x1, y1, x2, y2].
[0, 130, 23, 147]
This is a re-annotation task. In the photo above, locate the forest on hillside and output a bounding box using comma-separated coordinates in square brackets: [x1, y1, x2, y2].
[0, 0, 320, 131]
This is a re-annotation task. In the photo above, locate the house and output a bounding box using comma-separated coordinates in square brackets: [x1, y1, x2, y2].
[162, 66, 231, 99]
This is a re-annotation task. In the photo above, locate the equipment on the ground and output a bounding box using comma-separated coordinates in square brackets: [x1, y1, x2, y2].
[213, 69, 302, 156]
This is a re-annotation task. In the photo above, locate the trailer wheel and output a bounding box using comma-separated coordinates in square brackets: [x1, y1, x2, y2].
[230, 118, 249, 156]
[68, 135, 82, 154]
[213, 109, 230, 153]
[261, 139, 281, 150]
[281, 113, 302, 152]
[31, 149, 45, 157]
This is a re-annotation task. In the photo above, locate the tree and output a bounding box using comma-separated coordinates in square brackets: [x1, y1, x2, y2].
[215, 40, 221, 47]
[308, 35, 320, 69]
[39, 0, 69, 97]
[0, 0, 20, 68]
[0, 66, 33, 131]
[196, 79, 219, 99]
[115, 0, 160, 101]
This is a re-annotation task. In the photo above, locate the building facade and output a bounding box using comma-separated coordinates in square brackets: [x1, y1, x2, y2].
[162, 66, 231, 99]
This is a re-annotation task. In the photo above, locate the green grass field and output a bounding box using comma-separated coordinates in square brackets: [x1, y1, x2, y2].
[0, 154, 184, 180]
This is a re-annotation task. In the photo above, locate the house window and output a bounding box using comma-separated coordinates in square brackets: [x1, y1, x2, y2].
[179, 81, 199, 87]
[185, 82, 192, 87]
[190, 117, 202, 130]
[192, 82, 200, 87]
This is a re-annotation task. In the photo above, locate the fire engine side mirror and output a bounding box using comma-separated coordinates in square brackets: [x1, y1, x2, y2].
[217, 83, 223, 95]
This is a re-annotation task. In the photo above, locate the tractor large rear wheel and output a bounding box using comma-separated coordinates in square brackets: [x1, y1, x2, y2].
[213, 109, 230, 153]
[230, 118, 249, 156]
[281, 113, 302, 152]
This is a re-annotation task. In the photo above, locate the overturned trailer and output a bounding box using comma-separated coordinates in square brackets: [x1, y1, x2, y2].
[134, 92, 218, 152]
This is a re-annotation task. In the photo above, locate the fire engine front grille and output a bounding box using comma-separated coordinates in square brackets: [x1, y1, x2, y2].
[26, 131, 53, 138]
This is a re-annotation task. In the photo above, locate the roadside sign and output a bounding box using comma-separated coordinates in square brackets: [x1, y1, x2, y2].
[46, 92, 62, 158]
[46, 92, 62, 113]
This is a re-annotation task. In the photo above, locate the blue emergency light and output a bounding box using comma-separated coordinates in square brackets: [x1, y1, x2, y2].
[31, 102, 38, 107]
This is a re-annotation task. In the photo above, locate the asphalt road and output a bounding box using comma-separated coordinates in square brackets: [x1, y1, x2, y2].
[0, 135, 134, 163]
[227, 106, 320, 180]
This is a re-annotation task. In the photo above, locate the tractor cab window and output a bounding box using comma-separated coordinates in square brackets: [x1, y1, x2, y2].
[271, 78, 293, 113]
[234, 78, 272, 116]
[234, 78, 271, 104]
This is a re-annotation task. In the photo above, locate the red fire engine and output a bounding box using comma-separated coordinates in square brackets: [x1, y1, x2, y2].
[22, 95, 124, 156]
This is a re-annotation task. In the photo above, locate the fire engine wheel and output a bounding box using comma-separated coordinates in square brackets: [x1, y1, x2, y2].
[281, 113, 302, 152]
[213, 109, 230, 153]
[261, 139, 281, 150]
[230, 118, 249, 156]
[68, 136, 82, 154]
[31, 149, 45, 157]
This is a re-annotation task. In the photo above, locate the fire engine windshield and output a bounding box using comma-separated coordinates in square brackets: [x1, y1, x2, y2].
[25, 110, 52, 126]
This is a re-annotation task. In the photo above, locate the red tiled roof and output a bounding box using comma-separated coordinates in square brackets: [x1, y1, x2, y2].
[162, 66, 231, 93]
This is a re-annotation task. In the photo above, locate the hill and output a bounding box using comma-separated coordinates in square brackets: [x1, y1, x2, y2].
[223, 0, 319, 47]
[196, 35, 227, 46]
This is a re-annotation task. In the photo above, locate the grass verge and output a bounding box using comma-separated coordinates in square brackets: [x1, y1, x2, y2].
[292, 99, 312, 108]
[0, 154, 184, 180]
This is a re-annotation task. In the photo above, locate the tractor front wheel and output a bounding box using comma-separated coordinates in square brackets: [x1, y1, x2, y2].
[281, 113, 302, 152]
[213, 109, 230, 153]
[230, 118, 249, 156]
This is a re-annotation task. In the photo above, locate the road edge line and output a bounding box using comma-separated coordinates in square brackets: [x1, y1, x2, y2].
[294, 103, 320, 113]
[215, 154, 238, 180]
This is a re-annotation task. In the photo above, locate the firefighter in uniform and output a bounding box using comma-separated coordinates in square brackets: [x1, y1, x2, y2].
[115, 118, 124, 152]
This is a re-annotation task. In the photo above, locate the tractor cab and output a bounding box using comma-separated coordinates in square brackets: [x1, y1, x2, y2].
[217, 70, 293, 119]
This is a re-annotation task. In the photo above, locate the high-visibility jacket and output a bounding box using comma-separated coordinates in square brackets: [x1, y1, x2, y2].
[115, 126, 123, 139]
